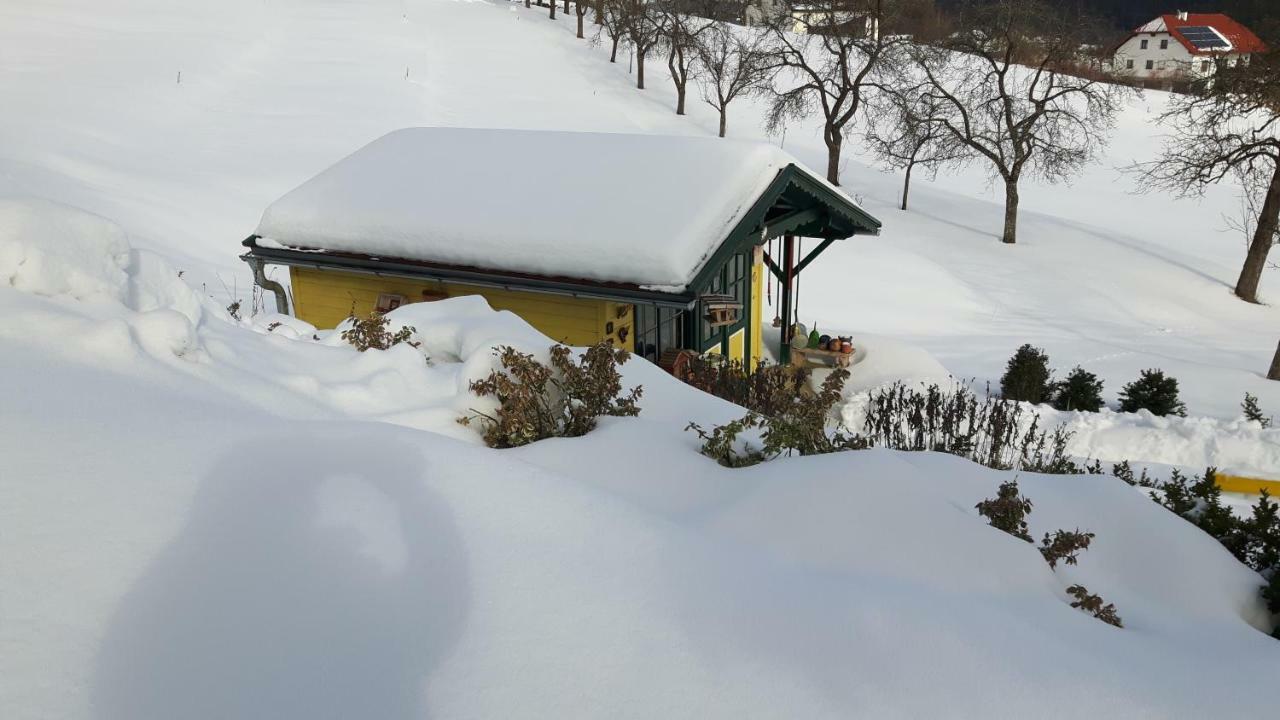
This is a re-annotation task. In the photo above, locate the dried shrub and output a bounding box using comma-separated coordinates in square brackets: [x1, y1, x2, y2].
[686, 366, 865, 466]
[1000, 344, 1053, 404]
[226, 300, 242, 321]
[685, 415, 767, 468]
[460, 342, 641, 448]
[1066, 584, 1123, 627]
[1040, 529, 1095, 570]
[975, 480, 1034, 542]
[681, 356, 811, 418]
[341, 312, 418, 352]
[861, 382, 1100, 474]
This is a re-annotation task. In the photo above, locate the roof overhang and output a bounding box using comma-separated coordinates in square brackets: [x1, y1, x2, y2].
[241, 237, 698, 309]
[687, 163, 881, 291]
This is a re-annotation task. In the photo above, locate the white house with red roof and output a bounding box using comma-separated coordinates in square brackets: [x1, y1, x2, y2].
[1111, 10, 1268, 81]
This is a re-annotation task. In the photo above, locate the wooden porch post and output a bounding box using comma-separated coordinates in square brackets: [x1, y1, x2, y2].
[779, 234, 795, 366]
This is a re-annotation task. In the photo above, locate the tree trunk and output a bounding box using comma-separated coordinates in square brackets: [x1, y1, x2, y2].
[1001, 178, 1020, 244]
[525, 0, 531, 7]
[610, 36, 619, 63]
[594, 0, 603, 25]
[901, 161, 914, 211]
[549, 1, 555, 19]
[824, 130, 842, 185]
[563, 0, 569, 13]
[1269, 339, 1280, 381]
[1234, 165, 1280, 304]
[718, 107, 727, 138]
[669, 49, 686, 115]
[636, 49, 646, 89]
[576, 10, 585, 38]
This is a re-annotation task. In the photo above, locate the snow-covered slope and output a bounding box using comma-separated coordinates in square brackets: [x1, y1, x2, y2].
[2, 208, 1277, 719]
[2, 2, 1280, 717]
[1, 0, 1277, 423]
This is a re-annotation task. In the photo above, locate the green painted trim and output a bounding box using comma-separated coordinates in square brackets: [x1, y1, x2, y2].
[793, 238, 837, 275]
[688, 164, 880, 293]
[763, 253, 785, 283]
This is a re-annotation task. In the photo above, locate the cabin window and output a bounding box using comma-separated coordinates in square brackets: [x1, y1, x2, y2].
[1140, 39, 1148, 49]
[1160, 39, 1168, 49]
[634, 305, 685, 363]
[1126, 59, 1134, 69]
[1145, 60, 1154, 70]
[1201, 60, 1210, 72]
[700, 250, 750, 349]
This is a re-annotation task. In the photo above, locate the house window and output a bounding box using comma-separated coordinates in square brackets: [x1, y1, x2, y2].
[1201, 60, 1211, 72]
[1126, 59, 1134, 69]
[634, 305, 685, 363]
[1140, 39, 1148, 49]
[700, 250, 750, 350]
[1160, 39, 1169, 49]
[1145, 60, 1154, 70]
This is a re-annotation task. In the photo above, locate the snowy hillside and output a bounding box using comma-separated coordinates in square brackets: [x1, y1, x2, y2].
[2, 203, 1277, 718]
[2, 1, 1280, 718]
[2, 0, 1277, 424]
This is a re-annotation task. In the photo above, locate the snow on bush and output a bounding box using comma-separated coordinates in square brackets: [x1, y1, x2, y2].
[0, 197, 130, 302]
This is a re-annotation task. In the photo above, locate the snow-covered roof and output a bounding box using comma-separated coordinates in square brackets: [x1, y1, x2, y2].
[254, 128, 868, 291]
[1133, 13, 1268, 55]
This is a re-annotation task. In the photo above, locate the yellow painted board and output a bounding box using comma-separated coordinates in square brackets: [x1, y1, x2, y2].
[750, 249, 764, 366]
[1216, 474, 1280, 496]
[729, 328, 745, 362]
[289, 267, 607, 346]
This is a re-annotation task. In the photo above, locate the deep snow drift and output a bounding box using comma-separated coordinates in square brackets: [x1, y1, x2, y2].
[3, 1, 1280, 717]
[2, 205, 1278, 719]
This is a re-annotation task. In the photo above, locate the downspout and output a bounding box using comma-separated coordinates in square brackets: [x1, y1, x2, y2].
[241, 253, 290, 315]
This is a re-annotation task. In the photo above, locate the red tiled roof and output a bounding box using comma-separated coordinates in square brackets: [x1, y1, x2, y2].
[1158, 13, 1269, 56]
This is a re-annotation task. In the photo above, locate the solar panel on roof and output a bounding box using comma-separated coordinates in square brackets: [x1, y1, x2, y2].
[1178, 25, 1231, 50]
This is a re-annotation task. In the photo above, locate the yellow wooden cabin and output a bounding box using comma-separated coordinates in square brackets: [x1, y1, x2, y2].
[242, 128, 880, 367]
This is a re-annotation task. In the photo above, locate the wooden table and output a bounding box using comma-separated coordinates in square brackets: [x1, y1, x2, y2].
[791, 346, 854, 368]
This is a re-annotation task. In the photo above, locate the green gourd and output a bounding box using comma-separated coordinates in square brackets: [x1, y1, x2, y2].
[808, 325, 820, 349]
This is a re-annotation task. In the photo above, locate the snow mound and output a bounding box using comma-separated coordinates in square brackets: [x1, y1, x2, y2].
[0, 197, 130, 302]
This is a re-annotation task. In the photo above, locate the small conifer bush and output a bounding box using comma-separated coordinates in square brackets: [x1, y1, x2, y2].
[1000, 344, 1053, 404]
[1242, 393, 1272, 428]
[1110, 460, 1154, 487]
[1051, 366, 1105, 412]
[1118, 369, 1186, 417]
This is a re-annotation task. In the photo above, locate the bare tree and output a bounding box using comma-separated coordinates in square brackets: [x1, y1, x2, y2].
[696, 20, 772, 137]
[619, 0, 662, 90]
[656, 2, 713, 115]
[549, 0, 556, 20]
[761, 0, 912, 186]
[865, 91, 968, 210]
[1138, 53, 1280, 303]
[575, 0, 592, 38]
[596, 0, 628, 63]
[912, 0, 1131, 243]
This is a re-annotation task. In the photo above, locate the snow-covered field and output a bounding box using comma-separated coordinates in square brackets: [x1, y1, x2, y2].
[2, 1, 1279, 717]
